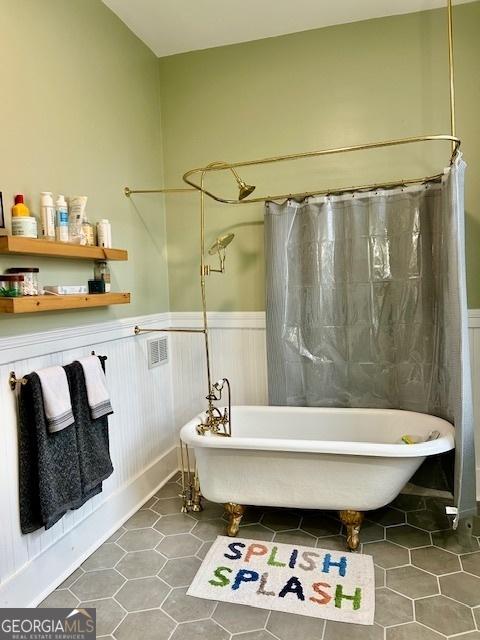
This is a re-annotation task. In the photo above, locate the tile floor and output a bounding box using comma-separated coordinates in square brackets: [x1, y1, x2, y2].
[40, 473, 480, 640]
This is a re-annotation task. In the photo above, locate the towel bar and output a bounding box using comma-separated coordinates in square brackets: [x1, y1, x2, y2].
[9, 352, 108, 391]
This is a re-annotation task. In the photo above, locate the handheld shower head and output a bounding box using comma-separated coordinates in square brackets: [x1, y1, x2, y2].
[208, 233, 235, 256]
[213, 379, 225, 391]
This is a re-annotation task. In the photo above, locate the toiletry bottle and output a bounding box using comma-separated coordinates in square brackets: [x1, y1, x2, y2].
[82, 218, 95, 246]
[12, 217, 37, 238]
[40, 192, 56, 240]
[55, 194, 69, 242]
[69, 213, 85, 244]
[12, 194, 30, 217]
[68, 196, 88, 244]
[97, 219, 112, 248]
[94, 261, 111, 292]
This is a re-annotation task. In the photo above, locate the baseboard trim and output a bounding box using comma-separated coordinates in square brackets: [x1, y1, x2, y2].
[0, 445, 178, 608]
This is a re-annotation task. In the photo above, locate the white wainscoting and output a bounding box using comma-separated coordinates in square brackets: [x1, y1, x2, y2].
[0, 313, 176, 607]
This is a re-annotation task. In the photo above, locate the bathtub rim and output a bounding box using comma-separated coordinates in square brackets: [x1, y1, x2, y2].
[180, 405, 455, 458]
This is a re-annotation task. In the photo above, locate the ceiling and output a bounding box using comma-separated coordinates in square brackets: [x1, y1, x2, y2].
[103, 0, 473, 58]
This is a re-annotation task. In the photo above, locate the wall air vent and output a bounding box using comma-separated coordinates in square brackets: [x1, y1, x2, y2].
[147, 336, 168, 369]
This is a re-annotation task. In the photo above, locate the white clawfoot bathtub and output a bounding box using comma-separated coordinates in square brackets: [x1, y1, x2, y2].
[180, 406, 454, 513]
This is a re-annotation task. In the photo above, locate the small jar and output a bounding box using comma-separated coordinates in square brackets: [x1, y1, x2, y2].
[94, 261, 111, 292]
[6, 268, 40, 296]
[0, 275, 24, 297]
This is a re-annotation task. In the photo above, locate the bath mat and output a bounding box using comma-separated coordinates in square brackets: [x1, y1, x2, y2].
[188, 536, 375, 625]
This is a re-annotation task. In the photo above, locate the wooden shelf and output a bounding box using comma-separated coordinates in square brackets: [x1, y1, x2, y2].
[0, 292, 131, 314]
[0, 236, 128, 261]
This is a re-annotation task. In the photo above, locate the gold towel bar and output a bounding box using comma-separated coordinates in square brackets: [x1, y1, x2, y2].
[9, 351, 107, 391]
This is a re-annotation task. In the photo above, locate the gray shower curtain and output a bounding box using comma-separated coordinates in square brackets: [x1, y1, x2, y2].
[265, 153, 476, 521]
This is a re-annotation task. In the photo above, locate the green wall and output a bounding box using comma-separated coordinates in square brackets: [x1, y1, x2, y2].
[0, 0, 169, 336]
[159, 2, 480, 311]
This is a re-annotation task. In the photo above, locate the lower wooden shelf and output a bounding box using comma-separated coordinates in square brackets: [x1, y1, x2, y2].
[0, 292, 131, 314]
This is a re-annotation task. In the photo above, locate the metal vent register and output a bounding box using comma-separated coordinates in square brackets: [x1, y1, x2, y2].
[147, 336, 168, 368]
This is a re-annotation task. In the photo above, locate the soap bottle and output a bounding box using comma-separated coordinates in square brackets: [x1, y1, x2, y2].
[12, 194, 30, 217]
[40, 192, 56, 240]
[55, 195, 69, 242]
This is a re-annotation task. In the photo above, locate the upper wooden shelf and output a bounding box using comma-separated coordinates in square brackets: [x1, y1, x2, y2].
[0, 292, 130, 314]
[0, 236, 128, 261]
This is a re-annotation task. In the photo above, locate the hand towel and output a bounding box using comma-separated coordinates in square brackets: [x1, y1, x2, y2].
[65, 361, 114, 494]
[18, 373, 83, 533]
[77, 355, 114, 420]
[36, 365, 75, 433]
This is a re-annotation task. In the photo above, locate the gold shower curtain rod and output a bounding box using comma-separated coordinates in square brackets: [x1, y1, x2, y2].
[181, 134, 460, 204]
[124, 134, 460, 203]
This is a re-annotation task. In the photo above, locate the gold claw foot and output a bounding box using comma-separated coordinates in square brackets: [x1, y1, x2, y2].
[225, 503, 246, 537]
[339, 510, 364, 552]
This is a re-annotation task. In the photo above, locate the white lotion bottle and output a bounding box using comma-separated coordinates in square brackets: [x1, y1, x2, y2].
[97, 219, 112, 248]
[55, 194, 69, 242]
[40, 192, 56, 240]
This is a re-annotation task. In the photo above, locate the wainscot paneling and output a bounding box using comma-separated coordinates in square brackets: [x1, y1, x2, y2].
[0, 313, 177, 607]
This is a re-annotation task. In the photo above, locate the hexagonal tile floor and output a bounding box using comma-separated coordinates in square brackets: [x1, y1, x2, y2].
[39, 473, 480, 639]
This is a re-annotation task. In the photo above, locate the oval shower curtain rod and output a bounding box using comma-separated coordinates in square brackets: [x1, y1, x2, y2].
[181, 134, 461, 204]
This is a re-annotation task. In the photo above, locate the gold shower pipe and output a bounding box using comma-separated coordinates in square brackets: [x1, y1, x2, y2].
[448, 0, 456, 149]
[134, 326, 206, 334]
[124, 186, 196, 197]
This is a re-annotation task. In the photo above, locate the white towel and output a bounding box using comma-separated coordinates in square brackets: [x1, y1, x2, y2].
[78, 355, 113, 420]
[36, 366, 75, 433]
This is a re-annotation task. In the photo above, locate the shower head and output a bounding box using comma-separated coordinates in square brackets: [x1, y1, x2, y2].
[237, 180, 256, 200]
[230, 168, 255, 200]
[206, 161, 255, 201]
[208, 233, 235, 255]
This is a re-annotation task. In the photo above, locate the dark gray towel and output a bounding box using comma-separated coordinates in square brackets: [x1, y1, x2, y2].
[18, 373, 83, 533]
[18, 360, 114, 534]
[66, 361, 113, 494]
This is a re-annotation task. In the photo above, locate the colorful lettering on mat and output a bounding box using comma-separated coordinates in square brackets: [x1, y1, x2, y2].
[211, 543, 358, 608]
